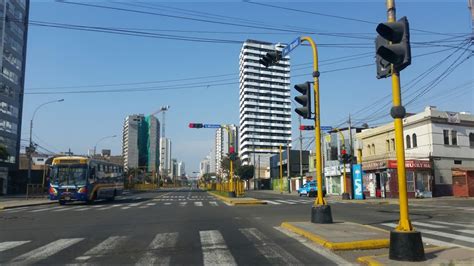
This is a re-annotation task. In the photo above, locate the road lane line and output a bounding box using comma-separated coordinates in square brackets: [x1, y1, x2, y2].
[53, 206, 82, 212]
[194, 202, 203, 207]
[146, 203, 156, 206]
[431, 221, 474, 228]
[199, 230, 236, 266]
[121, 206, 131, 210]
[179, 202, 187, 207]
[457, 229, 474, 235]
[209, 201, 218, 206]
[12, 238, 83, 264]
[76, 236, 128, 261]
[264, 200, 281, 205]
[382, 223, 474, 244]
[239, 228, 301, 265]
[135, 232, 178, 266]
[0, 241, 30, 252]
[30, 206, 63, 213]
[274, 226, 351, 265]
[412, 221, 447, 229]
[274, 200, 296, 205]
[75, 207, 89, 211]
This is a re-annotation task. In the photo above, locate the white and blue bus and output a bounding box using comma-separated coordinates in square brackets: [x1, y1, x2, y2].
[49, 156, 124, 205]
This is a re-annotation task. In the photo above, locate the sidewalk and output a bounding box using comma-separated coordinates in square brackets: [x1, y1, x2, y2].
[0, 195, 54, 210]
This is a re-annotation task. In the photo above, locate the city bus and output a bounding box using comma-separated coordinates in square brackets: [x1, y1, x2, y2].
[49, 156, 124, 205]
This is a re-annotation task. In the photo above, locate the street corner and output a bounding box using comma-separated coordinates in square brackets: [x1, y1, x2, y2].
[0, 200, 55, 210]
[281, 221, 390, 251]
[357, 246, 474, 266]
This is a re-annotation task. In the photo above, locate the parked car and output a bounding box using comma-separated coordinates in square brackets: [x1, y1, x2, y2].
[299, 181, 326, 197]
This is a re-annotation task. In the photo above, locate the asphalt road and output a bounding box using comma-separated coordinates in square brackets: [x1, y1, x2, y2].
[246, 190, 474, 249]
[0, 188, 342, 265]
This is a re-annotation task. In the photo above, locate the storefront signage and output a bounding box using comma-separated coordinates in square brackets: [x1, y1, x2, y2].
[362, 160, 387, 171]
[352, 164, 364, 200]
[388, 160, 431, 169]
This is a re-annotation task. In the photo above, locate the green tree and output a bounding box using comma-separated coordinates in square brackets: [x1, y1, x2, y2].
[221, 155, 241, 178]
[0, 144, 8, 161]
[237, 165, 254, 180]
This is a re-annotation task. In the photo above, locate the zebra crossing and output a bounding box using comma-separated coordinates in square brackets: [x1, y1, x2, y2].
[0, 227, 302, 265]
[263, 198, 315, 205]
[380, 220, 474, 248]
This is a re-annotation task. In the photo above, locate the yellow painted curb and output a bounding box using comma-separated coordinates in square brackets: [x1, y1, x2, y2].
[357, 255, 384, 266]
[207, 191, 266, 205]
[281, 222, 390, 251]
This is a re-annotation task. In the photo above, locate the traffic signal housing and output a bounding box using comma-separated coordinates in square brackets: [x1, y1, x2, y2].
[375, 16, 411, 76]
[294, 82, 312, 119]
[259, 51, 281, 68]
[188, 123, 203, 128]
[375, 36, 392, 79]
[299, 125, 315, 130]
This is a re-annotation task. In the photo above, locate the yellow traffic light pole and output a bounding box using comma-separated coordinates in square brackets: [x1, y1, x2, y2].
[300, 36, 325, 206]
[386, 0, 412, 232]
[279, 144, 283, 194]
[334, 128, 347, 197]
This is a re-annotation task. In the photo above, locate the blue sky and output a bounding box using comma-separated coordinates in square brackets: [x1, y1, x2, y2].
[22, 1, 473, 174]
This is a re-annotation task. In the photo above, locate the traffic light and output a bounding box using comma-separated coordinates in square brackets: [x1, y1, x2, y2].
[294, 82, 312, 119]
[375, 16, 411, 77]
[188, 123, 203, 128]
[299, 125, 315, 130]
[259, 51, 281, 68]
[375, 36, 392, 79]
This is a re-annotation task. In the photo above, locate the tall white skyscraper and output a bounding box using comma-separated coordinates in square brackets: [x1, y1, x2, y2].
[214, 125, 238, 176]
[159, 138, 172, 177]
[177, 161, 185, 177]
[238, 40, 292, 168]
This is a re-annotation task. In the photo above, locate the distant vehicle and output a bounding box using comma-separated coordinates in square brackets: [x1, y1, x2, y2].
[298, 181, 326, 197]
[49, 156, 124, 205]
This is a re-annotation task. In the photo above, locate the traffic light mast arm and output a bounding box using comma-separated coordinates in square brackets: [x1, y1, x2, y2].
[300, 36, 325, 206]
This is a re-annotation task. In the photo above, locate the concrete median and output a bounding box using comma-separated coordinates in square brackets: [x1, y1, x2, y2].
[207, 191, 267, 206]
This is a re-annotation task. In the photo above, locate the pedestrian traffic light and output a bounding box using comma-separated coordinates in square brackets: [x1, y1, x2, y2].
[299, 125, 315, 130]
[375, 16, 411, 76]
[188, 123, 203, 128]
[294, 82, 312, 119]
[259, 51, 281, 68]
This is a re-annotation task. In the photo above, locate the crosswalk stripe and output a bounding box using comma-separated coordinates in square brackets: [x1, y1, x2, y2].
[146, 203, 156, 206]
[264, 200, 281, 205]
[129, 203, 141, 207]
[240, 228, 301, 265]
[382, 223, 474, 244]
[135, 232, 178, 266]
[430, 221, 474, 229]
[12, 238, 83, 264]
[194, 202, 203, 207]
[274, 200, 296, 205]
[412, 221, 446, 229]
[76, 236, 128, 261]
[209, 201, 218, 206]
[97, 205, 118, 211]
[3, 206, 30, 213]
[75, 207, 89, 212]
[179, 202, 187, 207]
[139, 206, 149, 208]
[456, 229, 474, 235]
[0, 241, 30, 252]
[30, 206, 63, 213]
[53, 206, 82, 212]
[164, 202, 172, 206]
[121, 206, 131, 209]
[200, 230, 237, 266]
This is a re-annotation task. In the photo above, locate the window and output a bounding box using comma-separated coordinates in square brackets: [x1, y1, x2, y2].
[470, 133, 474, 148]
[412, 134, 417, 148]
[407, 171, 415, 192]
[454, 160, 462, 165]
[371, 144, 375, 155]
[391, 138, 395, 151]
[406, 135, 411, 149]
[386, 140, 390, 152]
[451, 130, 458, 145]
[443, 130, 449, 145]
[367, 145, 371, 155]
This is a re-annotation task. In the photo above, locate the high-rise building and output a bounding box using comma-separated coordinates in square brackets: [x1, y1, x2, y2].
[159, 138, 172, 177]
[238, 39, 292, 169]
[122, 114, 160, 171]
[171, 158, 178, 177]
[200, 155, 211, 176]
[0, 0, 30, 194]
[177, 161, 185, 177]
[214, 125, 238, 176]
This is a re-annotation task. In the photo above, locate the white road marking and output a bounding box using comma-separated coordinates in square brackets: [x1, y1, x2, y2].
[53, 206, 82, 212]
[431, 221, 474, 229]
[274, 200, 296, 205]
[0, 241, 30, 252]
[75, 236, 128, 261]
[274, 226, 351, 265]
[264, 200, 281, 205]
[2, 206, 30, 213]
[164, 202, 172, 206]
[382, 223, 474, 244]
[179, 202, 187, 207]
[240, 228, 301, 265]
[199, 230, 236, 266]
[412, 221, 447, 229]
[457, 229, 474, 235]
[135, 232, 178, 266]
[209, 201, 218, 206]
[146, 203, 156, 206]
[30, 206, 63, 213]
[194, 202, 203, 207]
[75, 207, 89, 212]
[121, 206, 131, 210]
[12, 238, 83, 264]
[139, 206, 149, 208]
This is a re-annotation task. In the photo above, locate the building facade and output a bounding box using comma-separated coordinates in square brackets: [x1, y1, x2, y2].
[214, 125, 238, 176]
[356, 106, 474, 198]
[159, 138, 171, 177]
[0, 0, 30, 194]
[177, 161, 185, 177]
[122, 114, 160, 172]
[238, 39, 292, 173]
[200, 156, 211, 176]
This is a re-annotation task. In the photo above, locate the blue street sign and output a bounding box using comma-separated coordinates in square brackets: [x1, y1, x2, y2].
[352, 164, 364, 200]
[203, 124, 221, 129]
[282, 37, 301, 57]
[320, 126, 333, 131]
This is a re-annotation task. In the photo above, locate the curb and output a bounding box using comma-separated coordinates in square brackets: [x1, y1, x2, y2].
[357, 246, 449, 266]
[281, 222, 390, 251]
[0, 201, 55, 210]
[207, 191, 267, 206]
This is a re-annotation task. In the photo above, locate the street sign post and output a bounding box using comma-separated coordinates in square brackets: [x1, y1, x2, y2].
[203, 124, 222, 129]
[282, 37, 301, 57]
[321, 126, 333, 131]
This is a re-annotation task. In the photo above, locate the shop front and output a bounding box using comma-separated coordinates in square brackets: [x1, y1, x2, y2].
[362, 159, 433, 198]
[324, 164, 351, 195]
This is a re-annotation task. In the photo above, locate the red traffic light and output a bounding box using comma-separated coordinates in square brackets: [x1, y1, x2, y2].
[341, 149, 347, 155]
[299, 125, 315, 130]
[229, 146, 235, 154]
[188, 123, 203, 128]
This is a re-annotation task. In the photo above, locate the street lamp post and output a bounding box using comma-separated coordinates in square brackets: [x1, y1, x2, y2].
[93, 135, 117, 156]
[27, 99, 64, 184]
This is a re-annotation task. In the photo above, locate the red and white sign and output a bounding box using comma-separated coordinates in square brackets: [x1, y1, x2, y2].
[388, 160, 431, 169]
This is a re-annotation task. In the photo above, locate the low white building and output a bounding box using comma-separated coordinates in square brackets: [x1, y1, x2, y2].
[356, 106, 474, 198]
